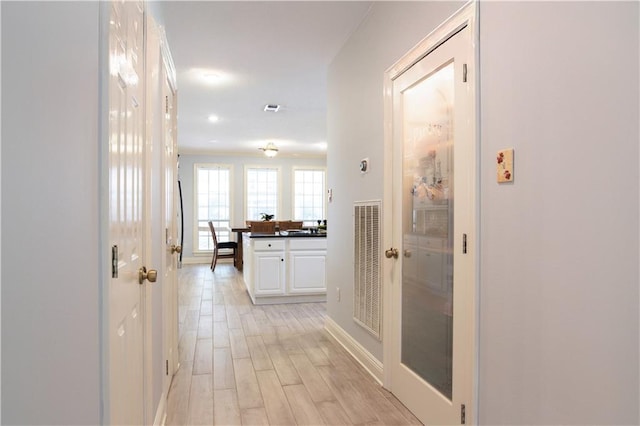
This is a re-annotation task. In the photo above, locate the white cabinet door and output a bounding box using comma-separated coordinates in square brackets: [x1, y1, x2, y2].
[254, 252, 285, 295]
[289, 251, 326, 294]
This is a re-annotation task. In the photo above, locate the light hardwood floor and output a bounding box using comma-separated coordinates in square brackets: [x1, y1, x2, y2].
[166, 263, 421, 425]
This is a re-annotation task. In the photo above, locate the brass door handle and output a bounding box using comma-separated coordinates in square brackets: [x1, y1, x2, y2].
[139, 266, 158, 285]
[404, 249, 412, 258]
[171, 244, 182, 254]
[385, 248, 399, 259]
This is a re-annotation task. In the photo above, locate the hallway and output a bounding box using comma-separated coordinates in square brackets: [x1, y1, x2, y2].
[166, 264, 421, 425]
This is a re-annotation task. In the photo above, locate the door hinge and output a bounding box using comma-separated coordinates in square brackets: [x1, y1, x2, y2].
[166, 359, 169, 375]
[461, 404, 466, 424]
[463, 234, 468, 254]
[463, 63, 468, 83]
[165, 95, 170, 113]
[111, 245, 119, 278]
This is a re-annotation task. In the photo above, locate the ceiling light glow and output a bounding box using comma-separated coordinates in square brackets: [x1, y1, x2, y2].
[208, 115, 219, 123]
[203, 73, 220, 82]
[189, 68, 233, 86]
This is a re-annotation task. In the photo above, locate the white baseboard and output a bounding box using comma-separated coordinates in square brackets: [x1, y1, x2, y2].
[182, 256, 209, 265]
[324, 317, 383, 385]
[182, 256, 234, 265]
[153, 392, 166, 426]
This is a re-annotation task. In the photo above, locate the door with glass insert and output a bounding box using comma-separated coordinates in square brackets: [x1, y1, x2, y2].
[388, 12, 476, 425]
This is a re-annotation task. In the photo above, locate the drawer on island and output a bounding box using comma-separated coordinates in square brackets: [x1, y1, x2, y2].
[254, 240, 285, 251]
[289, 239, 327, 251]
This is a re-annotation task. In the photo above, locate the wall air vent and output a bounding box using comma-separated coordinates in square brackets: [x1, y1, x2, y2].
[263, 104, 281, 112]
[353, 200, 382, 340]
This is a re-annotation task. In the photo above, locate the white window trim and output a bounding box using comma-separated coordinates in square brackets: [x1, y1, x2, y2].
[244, 164, 282, 222]
[291, 166, 327, 223]
[193, 163, 234, 254]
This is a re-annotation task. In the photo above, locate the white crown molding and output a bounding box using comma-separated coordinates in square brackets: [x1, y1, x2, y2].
[178, 148, 326, 160]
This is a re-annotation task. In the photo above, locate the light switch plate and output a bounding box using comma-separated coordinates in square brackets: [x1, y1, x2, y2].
[359, 158, 369, 174]
[497, 148, 514, 183]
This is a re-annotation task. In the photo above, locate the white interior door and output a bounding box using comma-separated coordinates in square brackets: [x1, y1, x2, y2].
[108, 1, 148, 424]
[162, 64, 179, 390]
[386, 5, 476, 425]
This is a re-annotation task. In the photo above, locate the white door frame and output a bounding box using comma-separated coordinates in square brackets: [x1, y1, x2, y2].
[144, 13, 179, 426]
[382, 1, 479, 422]
[99, 2, 112, 422]
[144, 14, 168, 425]
[159, 19, 180, 398]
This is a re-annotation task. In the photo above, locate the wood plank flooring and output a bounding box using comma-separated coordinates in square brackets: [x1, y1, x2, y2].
[166, 264, 421, 426]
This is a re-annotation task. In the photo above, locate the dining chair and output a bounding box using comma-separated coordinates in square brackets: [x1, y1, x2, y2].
[276, 220, 290, 231]
[248, 221, 276, 234]
[208, 221, 237, 271]
[276, 220, 303, 230]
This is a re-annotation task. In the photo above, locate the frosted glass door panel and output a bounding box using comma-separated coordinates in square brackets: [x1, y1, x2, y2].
[401, 62, 454, 400]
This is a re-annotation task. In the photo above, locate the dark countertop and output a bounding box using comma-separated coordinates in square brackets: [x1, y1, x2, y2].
[248, 231, 327, 239]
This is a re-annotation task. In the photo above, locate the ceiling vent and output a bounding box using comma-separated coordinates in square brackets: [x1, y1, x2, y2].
[263, 104, 281, 112]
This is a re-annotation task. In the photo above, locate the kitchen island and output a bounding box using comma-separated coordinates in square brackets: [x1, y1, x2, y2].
[242, 231, 327, 305]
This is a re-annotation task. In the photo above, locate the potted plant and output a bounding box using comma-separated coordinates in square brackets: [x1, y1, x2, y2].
[260, 213, 274, 221]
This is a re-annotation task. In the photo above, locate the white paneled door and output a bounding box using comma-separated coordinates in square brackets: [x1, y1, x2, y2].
[108, 1, 149, 424]
[385, 4, 477, 425]
[161, 54, 180, 393]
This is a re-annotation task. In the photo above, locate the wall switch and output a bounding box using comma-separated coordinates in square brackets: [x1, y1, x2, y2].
[336, 287, 341, 302]
[359, 158, 369, 174]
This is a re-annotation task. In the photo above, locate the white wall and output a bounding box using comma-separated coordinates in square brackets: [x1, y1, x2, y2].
[178, 153, 326, 260]
[477, 2, 638, 424]
[328, 0, 639, 424]
[1, 2, 102, 424]
[327, 0, 465, 362]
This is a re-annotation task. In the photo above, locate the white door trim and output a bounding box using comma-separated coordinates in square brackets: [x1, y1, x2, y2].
[98, 1, 112, 422]
[382, 0, 479, 422]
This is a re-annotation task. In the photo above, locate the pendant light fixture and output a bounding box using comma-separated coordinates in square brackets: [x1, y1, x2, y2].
[259, 142, 279, 157]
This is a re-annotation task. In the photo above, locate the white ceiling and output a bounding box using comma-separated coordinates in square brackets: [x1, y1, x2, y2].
[159, 1, 372, 158]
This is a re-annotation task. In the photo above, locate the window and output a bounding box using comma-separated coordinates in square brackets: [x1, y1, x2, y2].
[245, 167, 280, 221]
[293, 168, 326, 226]
[195, 164, 232, 251]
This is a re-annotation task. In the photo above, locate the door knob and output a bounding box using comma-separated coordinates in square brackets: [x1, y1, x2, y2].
[403, 249, 412, 258]
[139, 266, 158, 285]
[385, 248, 399, 259]
[171, 244, 182, 254]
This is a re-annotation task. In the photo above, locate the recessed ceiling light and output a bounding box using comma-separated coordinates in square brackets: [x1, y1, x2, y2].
[264, 104, 281, 112]
[208, 115, 219, 123]
[190, 68, 232, 86]
[202, 73, 226, 85]
[203, 73, 220, 81]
